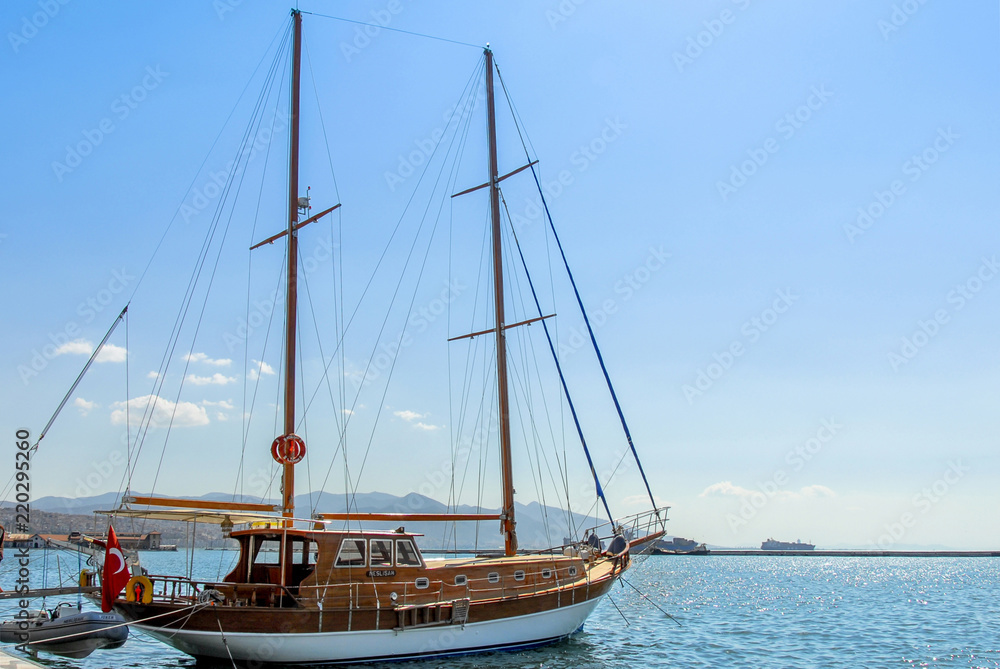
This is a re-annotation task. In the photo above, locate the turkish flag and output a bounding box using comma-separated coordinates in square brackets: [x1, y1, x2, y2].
[101, 525, 130, 612]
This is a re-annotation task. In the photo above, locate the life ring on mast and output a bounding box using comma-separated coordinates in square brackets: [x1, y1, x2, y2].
[271, 434, 306, 465]
[125, 575, 153, 604]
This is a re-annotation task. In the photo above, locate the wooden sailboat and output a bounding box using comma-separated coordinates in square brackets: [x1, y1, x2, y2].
[101, 10, 666, 663]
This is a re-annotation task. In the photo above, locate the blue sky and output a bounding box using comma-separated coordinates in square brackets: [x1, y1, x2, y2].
[1, 1, 998, 549]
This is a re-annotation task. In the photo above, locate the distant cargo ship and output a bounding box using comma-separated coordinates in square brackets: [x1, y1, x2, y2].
[651, 537, 709, 555]
[761, 538, 815, 551]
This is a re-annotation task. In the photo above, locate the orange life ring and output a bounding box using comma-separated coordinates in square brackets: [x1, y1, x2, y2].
[270, 434, 306, 465]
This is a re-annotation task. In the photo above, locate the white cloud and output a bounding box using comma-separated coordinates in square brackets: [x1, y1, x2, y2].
[147, 370, 159, 379]
[700, 481, 754, 498]
[342, 409, 354, 415]
[800, 484, 836, 498]
[699, 480, 836, 501]
[248, 359, 276, 381]
[184, 352, 232, 367]
[414, 422, 441, 431]
[201, 400, 235, 410]
[394, 410, 423, 422]
[74, 397, 98, 416]
[50, 339, 125, 362]
[186, 373, 237, 386]
[95, 343, 127, 363]
[110, 395, 209, 428]
[54, 339, 93, 356]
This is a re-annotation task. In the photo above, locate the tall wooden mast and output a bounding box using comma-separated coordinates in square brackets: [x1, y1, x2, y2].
[485, 47, 517, 556]
[282, 9, 303, 524]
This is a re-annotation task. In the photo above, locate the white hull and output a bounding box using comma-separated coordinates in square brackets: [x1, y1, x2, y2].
[136, 597, 604, 664]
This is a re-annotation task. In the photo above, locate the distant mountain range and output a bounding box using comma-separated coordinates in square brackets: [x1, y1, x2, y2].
[14, 491, 601, 550]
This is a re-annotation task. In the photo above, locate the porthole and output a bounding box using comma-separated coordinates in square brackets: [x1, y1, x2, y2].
[487, 572, 500, 584]
[568, 566, 578, 577]
[541, 568, 553, 579]
[514, 570, 525, 581]
[454, 575, 467, 586]
[414, 577, 429, 590]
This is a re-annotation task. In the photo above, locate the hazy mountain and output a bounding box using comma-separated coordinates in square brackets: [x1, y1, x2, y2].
[16, 491, 602, 549]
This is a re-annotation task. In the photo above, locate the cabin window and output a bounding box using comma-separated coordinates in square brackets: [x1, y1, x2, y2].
[335, 538, 367, 567]
[487, 572, 500, 584]
[568, 566, 578, 577]
[514, 570, 525, 581]
[370, 539, 393, 567]
[395, 540, 421, 567]
[293, 541, 320, 565]
[454, 575, 467, 586]
[414, 577, 430, 590]
[541, 568, 553, 579]
[253, 538, 282, 565]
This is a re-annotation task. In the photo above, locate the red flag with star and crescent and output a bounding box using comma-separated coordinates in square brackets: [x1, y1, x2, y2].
[101, 525, 130, 612]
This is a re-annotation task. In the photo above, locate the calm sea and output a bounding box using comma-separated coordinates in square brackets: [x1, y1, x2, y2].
[3, 550, 999, 668]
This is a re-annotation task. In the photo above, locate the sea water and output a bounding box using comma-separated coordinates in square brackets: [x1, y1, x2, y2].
[2, 550, 999, 668]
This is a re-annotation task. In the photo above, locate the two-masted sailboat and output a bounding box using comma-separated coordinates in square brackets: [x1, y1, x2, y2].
[100, 10, 666, 663]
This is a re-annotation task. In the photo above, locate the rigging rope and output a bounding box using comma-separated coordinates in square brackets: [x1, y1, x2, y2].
[501, 195, 614, 525]
[494, 61, 660, 517]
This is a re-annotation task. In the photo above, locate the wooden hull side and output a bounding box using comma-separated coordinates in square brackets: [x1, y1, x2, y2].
[130, 594, 607, 664]
[115, 569, 619, 663]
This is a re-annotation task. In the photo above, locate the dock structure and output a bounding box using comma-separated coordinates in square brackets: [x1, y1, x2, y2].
[705, 550, 1000, 557]
[0, 648, 46, 668]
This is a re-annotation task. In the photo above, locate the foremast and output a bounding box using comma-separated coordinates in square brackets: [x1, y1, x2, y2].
[484, 47, 517, 557]
[281, 8, 303, 525]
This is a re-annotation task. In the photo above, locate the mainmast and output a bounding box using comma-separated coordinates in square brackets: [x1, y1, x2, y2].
[485, 47, 517, 556]
[281, 9, 303, 524]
